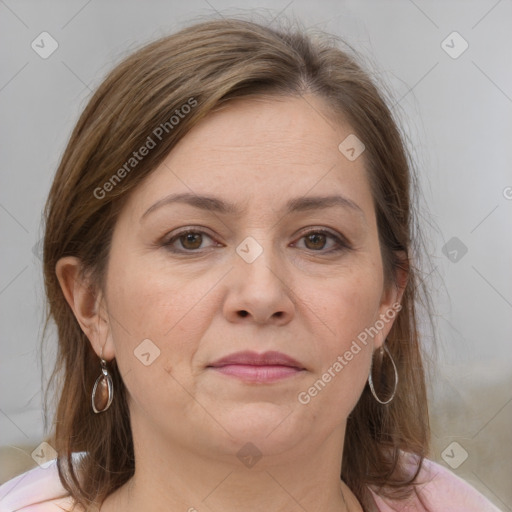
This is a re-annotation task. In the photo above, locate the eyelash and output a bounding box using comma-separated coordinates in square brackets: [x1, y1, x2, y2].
[161, 227, 352, 255]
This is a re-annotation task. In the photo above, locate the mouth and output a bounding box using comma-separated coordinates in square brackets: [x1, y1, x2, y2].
[206, 350, 306, 383]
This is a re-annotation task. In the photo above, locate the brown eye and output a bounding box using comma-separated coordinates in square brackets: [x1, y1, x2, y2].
[304, 232, 327, 250]
[294, 229, 351, 254]
[163, 229, 217, 253]
[180, 232, 203, 250]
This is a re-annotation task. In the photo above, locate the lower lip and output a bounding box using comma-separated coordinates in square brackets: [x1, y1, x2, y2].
[209, 364, 303, 383]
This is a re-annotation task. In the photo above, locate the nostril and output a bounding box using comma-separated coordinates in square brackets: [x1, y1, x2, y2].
[238, 310, 249, 317]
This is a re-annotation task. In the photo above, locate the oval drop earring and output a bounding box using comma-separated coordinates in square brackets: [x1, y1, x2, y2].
[91, 352, 114, 413]
[368, 342, 398, 405]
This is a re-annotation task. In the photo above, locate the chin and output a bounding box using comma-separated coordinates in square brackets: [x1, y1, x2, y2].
[215, 403, 306, 451]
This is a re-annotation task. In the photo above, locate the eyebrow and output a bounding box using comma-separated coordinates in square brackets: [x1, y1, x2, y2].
[140, 192, 365, 222]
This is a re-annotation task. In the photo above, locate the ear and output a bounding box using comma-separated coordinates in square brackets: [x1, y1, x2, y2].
[373, 251, 409, 349]
[55, 256, 115, 361]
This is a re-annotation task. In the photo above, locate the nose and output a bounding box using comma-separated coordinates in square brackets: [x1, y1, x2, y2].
[222, 241, 295, 325]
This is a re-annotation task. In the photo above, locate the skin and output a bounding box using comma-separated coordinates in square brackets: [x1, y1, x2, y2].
[56, 94, 406, 512]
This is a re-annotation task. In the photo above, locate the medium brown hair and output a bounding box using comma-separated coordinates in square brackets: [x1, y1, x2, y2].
[42, 15, 431, 511]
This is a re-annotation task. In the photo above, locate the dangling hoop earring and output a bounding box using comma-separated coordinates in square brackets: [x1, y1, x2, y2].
[91, 351, 114, 413]
[368, 342, 398, 405]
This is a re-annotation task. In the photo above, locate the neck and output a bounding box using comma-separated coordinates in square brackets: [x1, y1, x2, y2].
[99, 421, 362, 512]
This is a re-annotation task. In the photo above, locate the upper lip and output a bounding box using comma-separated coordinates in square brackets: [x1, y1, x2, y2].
[207, 350, 305, 369]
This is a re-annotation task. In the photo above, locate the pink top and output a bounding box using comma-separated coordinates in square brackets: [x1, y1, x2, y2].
[0, 456, 502, 512]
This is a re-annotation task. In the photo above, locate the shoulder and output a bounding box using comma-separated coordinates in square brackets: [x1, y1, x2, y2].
[0, 457, 79, 512]
[369, 455, 502, 512]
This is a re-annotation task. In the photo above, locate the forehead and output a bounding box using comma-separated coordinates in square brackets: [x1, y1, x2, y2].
[123, 94, 373, 220]
[180, 94, 350, 163]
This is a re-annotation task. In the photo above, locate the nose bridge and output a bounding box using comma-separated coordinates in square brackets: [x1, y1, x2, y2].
[224, 234, 294, 324]
[235, 234, 284, 285]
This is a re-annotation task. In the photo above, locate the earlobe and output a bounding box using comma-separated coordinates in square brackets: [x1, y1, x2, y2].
[375, 253, 409, 348]
[393, 254, 409, 305]
[55, 256, 115, 360]
[385, 251, 409, 308]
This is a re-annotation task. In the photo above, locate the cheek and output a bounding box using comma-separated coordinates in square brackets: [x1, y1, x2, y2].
[103, 262, 211, 420]
[310, 264, 383, 347]
[106, 254, 218, 341]
[298, 269, 382, 411]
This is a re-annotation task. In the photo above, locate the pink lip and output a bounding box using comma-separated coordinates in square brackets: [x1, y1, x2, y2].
[207, 350, 305, 383]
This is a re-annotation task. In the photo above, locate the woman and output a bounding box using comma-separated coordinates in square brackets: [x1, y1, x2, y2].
[0, 16, 501, 512]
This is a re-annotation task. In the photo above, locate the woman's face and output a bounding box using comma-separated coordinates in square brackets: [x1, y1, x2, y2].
[97, 95, 402, 465]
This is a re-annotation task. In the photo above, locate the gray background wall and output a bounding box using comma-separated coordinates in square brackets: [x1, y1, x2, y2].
[1, 0, 511, 509]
